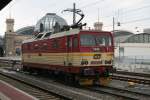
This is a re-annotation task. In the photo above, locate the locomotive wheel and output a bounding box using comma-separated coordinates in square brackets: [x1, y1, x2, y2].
[64, 74, 79, 86]
[104, 69, 110, 77]
[22, 66, 33, 74]
[64, 74, 73, 84]
[22, 65, 27, 71]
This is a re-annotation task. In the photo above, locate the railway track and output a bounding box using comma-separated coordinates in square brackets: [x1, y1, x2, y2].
[1, 68, 150, 100]
[111, 73, 150, 85]
[1, 59, 150, 100]
[115, 71, 150, 78]
[0, 69, 109, 100]
[0, 71, 69, 100]
[89, 86, 150, 100]
[15, 69, 150, 100]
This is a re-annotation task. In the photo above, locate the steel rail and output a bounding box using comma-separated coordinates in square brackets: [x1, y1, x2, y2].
[0, 74, 63, 100]
[0, 71, 71, 100]
[89, 86, 150, 100]
[111, 74, 150, 85]
[0, 69, 103, 100]
[114, 71, 150, 78]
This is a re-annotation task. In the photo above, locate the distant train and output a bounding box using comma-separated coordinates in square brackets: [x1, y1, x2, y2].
[22, 28, 114, 85]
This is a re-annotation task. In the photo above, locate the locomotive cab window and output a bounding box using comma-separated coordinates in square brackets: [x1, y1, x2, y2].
[80, 34, 96, 46]
[80, 34, 112, 46]
[96, 35, 112, 46]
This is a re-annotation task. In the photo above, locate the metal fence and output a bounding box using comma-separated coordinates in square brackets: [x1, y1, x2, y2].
[114, 56, 150, 73]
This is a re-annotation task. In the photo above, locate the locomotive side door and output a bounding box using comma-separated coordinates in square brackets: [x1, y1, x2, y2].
[66, 36, 73, 66]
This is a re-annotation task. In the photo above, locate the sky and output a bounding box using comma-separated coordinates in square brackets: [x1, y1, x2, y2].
[0, 0, 150, 36]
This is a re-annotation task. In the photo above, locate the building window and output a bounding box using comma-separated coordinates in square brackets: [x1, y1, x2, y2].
[16, 48, 21, 56]
[148, 35, 150, 42]
[14, 40, 22, 46]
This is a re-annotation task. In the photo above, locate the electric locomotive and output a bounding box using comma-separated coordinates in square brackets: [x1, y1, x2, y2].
[22, 9, 114, 86]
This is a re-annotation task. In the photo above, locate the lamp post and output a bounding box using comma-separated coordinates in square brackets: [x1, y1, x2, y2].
[113, 17, 121, 59]
[113, 17, 115, 34]
[134, 56, 137, 72]
[113, 17, 121, 33]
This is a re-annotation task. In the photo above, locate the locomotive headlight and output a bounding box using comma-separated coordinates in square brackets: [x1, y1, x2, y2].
[85, 61, 88, 65]
[81, 60, 88, 65]
[81, 61, 84, 65]
[105, 60, 112, 64]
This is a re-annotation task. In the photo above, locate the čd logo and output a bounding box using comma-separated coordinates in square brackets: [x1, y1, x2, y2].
[93, 54, 101, 59]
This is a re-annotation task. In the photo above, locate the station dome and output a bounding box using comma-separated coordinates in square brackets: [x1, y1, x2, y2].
[34, 13, 68, 32]
[16, 26, 34, 35]
[114, 30, 134, 37]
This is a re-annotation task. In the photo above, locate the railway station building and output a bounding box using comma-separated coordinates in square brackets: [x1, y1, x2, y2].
[114, 30, 150, 72]
[3, 13, 68, 57]
[4, 18, 34, 56]
[2, 12, 150, 60]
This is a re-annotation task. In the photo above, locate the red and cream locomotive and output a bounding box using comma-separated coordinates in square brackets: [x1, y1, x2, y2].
[22, 9, 114, 85]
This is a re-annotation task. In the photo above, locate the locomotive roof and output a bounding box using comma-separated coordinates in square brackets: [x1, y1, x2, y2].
[80, 30, 111, 33]
[22, 29, 111, 44]
[23, 29, 80, 43]
[50, 29, 80, 39]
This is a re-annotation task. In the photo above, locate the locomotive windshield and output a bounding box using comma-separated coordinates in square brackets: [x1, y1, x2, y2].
[80, 34, 96, 46]
[80, 34, 112, 46]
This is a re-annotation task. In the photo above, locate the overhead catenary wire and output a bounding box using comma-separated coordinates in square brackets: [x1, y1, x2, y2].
[79, 0, 150, 21]
[9, 0, 150, 20]
[79, 0, 104, 9]
[8, 0, 150, 30]
[122, 17, 150, 25]
[100, 4, 150, 20]
[103, 17, 150, 28]
[38, 0, 150, 25]
[76, 0, 150, 19]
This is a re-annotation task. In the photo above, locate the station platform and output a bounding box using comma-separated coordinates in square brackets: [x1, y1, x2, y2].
[0, 80, 37, 100]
